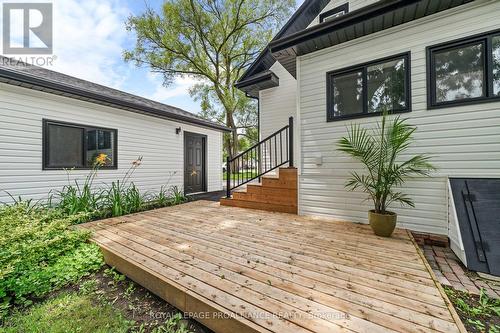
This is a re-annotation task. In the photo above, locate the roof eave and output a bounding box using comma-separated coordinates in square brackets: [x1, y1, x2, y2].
[235, 71, 279, 98]
[268, 0, 474, 75]
[236, 0, 331, 85]
[0, 68, 231, 132]
[269, 0, 418, 53]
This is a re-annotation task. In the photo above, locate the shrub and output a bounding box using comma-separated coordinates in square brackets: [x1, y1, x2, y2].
[0, 203, 104, 315]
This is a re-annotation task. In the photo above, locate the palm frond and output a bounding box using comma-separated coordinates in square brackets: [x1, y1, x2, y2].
[337, 110, 436, 213]
[386, 191, 415, 208]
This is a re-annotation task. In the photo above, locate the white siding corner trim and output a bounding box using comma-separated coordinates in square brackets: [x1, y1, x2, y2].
[447, 179, 467, 265]
[0, 83, 223, 204]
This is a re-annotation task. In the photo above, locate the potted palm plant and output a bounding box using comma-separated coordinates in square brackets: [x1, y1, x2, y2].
[337, 112, 436, 237]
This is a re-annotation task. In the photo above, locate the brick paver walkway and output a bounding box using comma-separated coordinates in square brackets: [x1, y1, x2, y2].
[422, 244, 500, 299]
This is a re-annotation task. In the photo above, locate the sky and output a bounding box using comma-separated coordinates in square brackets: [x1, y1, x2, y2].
[1, 0, 203, 114]
[1, 0, 304, 115]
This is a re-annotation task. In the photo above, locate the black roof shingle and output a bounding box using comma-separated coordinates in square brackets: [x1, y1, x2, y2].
[0, 56, 230, 132]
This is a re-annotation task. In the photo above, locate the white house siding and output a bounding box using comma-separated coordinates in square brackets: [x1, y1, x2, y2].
[297, 0, 500, 235]
[259, 61, 297, 138]
[258, 61, 297, 170]
[0, 83, 223, 204]
[307, 0, 380, 28]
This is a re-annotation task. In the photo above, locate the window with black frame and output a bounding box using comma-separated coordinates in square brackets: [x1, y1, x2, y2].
[327, 53, 410, 121]
[43, 120, 117, 169]
[428, 30, 500, 107]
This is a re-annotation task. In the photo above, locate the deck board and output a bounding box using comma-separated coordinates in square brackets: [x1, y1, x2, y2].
[80, 200, 466, 333]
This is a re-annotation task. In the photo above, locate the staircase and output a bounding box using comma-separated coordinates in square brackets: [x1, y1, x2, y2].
[220, 117, 298, 214]
[220, 167, 297, 213]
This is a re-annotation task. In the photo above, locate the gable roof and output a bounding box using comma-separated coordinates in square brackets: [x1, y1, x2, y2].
[236, 0, 331, 94]
[269, 0, 474, 75]
[238, 0, 474, 95]
[0, 56, 230, 132]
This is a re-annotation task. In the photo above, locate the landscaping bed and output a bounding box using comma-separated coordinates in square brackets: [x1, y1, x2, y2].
[1, 266, 211, 333]
[445, 287, 500, 333]
[0, 157, 206, 332]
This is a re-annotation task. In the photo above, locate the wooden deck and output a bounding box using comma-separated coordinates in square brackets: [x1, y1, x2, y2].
[80, 200, 466, 333]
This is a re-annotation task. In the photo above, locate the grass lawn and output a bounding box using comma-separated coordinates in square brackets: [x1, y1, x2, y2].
[0, 292, 132, 333]
[0, 267, 206, 333]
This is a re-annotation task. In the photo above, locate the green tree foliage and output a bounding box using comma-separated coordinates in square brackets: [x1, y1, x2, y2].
[124, 0, 294, 157]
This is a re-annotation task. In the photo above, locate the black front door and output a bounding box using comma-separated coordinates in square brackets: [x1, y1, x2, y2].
[184, 132, 206, 194]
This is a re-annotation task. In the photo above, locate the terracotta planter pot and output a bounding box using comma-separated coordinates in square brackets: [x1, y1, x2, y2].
[368, 210, 397, 237]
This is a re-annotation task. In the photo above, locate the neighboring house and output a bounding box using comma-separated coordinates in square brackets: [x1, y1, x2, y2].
[235, 0, 500, 275]
[0, 57, 229, 203]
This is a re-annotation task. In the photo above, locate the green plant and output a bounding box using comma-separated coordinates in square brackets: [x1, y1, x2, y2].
[154, 185, 171, 207]
[170, 186, 187, 205]
[104, 267, 126, 286]
[105, 157, 149, 217]
[55, 155, 110, 215]
[79, 279, 99, 295]
[107, 181, 147, 217]
[153, 313, 192, 333]
[445, 286, 500, 333]
[478, 288, 500, 317]
[467, 318, 486, 331]
[0, 203, 104, 315]
[453, 288, 500, 317]
[337, 111, 436, 214]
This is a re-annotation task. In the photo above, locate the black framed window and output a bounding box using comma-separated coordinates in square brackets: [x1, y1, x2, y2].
[327, 52, 410, 121]
[43, 119, 117, 169]
[428, 29, 500, 108]
[319, 3, 348, 23]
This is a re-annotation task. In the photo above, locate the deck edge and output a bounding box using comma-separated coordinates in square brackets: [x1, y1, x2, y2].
[97, 244, 269, 333]
[406, 230, 468, 333]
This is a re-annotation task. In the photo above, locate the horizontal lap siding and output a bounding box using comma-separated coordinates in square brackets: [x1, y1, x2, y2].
[297, 1, 500, 235]
[259, 62, 297, 171]
[259, 62, 296, 138]
[0, 84, 222, 203]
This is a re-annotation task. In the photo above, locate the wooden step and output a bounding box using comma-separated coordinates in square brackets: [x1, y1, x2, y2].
[220, 198, 297, 214]
[232, 190, 297, 206]
[246, 184, 296, 196]
[221, 167, 298, 214]
[262, 168, 297, 189]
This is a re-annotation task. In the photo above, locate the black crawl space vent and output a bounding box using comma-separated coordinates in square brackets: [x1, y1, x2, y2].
[449, 178, 500, 276]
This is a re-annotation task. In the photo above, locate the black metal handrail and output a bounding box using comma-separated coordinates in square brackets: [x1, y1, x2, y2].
[226, 117, 293, 198]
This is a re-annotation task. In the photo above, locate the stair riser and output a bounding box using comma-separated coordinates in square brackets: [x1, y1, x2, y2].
[232, 191, 297, 205]
[244, 185, 297, 197]
[261, 178, 297, 189]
